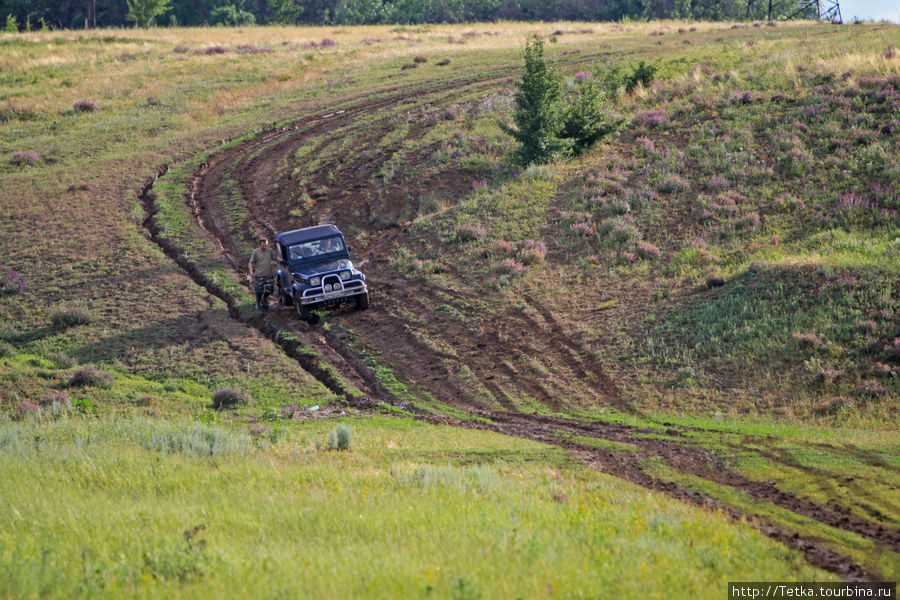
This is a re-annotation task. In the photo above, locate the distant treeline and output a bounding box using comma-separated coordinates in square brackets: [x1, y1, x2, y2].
[2, 0, 816, 30]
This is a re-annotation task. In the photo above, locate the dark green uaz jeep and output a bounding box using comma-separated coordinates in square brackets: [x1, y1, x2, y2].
[274, 225, 369, 321]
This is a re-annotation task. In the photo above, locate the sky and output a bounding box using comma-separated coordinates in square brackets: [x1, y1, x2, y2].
[837, 0, 900, 22]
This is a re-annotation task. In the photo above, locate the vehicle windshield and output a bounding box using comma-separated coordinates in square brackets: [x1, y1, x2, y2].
[288, 236, 345, 261]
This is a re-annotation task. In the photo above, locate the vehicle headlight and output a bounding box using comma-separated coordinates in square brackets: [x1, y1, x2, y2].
[339, 271, 351, 281]
[324, 284, 333, 292]
[309, 276, 321, 287]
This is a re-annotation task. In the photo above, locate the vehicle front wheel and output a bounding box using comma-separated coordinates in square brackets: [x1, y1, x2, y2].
[295, 301, 311, 321]
[355, 292, 369, 311]
[280, 290, 293, 306]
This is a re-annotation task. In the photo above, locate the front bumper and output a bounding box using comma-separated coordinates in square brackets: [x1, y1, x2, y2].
[297, 278, 367, 305]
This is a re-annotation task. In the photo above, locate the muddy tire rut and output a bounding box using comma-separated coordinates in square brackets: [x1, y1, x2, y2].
[139, 73, 897, 582]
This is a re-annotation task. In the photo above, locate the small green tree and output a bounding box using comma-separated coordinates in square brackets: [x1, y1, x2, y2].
[4, 14, 18, 32]
[500, 37, 570, 165]
[126, 0, 171, 28]
[561, 79, 625, 155]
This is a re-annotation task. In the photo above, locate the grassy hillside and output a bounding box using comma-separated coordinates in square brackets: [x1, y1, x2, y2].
[1, 20, 898, 595]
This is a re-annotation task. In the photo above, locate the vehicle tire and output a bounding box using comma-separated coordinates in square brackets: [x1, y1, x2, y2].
[296, 302, 311, 321]
[355, 292, 369, 311]
[280, 290, 293, 306]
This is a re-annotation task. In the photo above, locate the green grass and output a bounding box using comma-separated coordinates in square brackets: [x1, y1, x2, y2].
[642, 458, 899, 579]
[0, 416, 827, 599]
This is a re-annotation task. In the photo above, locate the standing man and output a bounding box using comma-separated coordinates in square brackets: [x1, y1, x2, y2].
[249, 238, 278, 310]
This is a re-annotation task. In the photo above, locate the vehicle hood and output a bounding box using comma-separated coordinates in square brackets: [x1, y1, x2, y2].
[291, 258, 354, 278]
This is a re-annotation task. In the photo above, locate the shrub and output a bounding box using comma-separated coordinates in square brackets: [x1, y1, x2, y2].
[635, 242, 661, 260]
[561, 79, 624, 155]
[885, 45, 898, 60]
[211, 387, 251, 409]
[498, 258, 527, 275]
[173, 45, 189, 53]
[657, 174, 687, 194]
[69, 364, 114, 388]
[401, 62, 417, 70]
[320, 38, 336, 47]
[236, 45, 273, 54]
[0, 340, 15, 358]
[814, 397, 853, 416]
[413, 55, 428, 63]
[10, 151, 41, 166]
[436, 58, 451, 66]
[454, 223, 487, 242]
[493, 239, 514, 255]
[632, 109, 669, 129]
[857, 379, 886, 398]
[38, 392, 72, 418]
[791, 332, 823, 348]
[51, 308, 91, 330]
[597, 60, 658, 96]
[248, 424, 271, 436]
[327, 424, 352, 450]
[706, 274, 726, 288]
[47, 351, 75, 368]
[598, 216, 640, 247]
[72, 100, 98, 113]
[16, 402, 41, 420]
[570, 222, 595, 236]
[736, 211, 761, 231]
[193, 46, 228, 55]
[38, 391, 70, 408]
[624, 60, 658, 92]
[1, 266, 26, 294]
[600, 199, 631, 217]
[516, 239, 547, 265]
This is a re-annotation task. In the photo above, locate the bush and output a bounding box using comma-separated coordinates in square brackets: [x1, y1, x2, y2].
[69, 364, 114, 388]
[51, 308, 91, 330]
[0, 340, 15, 358]
[454, 223, 487, 242]
[561, 79, 623, 155]
[72, 100, 98, 113]
[211, 387, 251, 409]
[10, 151, 41, 166]
[597, 60, 658, 96]
[516, 239, 547, 265]
[327, 424, 352, 450]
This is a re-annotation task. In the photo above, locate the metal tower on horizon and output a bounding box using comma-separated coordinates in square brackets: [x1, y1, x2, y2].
[748, 0, 842, 22]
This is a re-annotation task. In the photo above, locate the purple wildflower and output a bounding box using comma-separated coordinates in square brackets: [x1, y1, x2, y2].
[570, 222, 595, 236]
[500, 258, 527, 275]
[72, 100, 98, 113]
[632, 109, 669, 129]
[10, 151, 41, 166]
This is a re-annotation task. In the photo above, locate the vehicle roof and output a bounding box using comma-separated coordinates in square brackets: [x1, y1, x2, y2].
[274, 225, 342, 245]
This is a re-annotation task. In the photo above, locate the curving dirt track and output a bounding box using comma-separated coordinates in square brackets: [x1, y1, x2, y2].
[142, 73, 898, 581]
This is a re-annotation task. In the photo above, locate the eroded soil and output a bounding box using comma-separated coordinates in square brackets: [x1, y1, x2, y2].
[141, 75, 899, 582]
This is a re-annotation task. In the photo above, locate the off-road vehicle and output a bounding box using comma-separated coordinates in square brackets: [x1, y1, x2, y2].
[274, 225, 369, 320]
